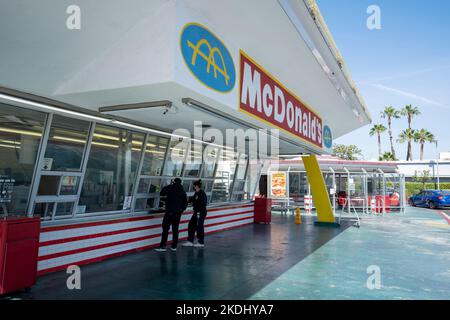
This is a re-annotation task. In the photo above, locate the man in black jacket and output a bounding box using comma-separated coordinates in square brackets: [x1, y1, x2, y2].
[182, 179, 208, 248]
[155, 178, 188, 252]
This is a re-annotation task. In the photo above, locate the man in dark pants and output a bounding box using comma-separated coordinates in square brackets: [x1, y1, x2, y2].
[155, 178, 188, 252]
[182, 180, 208, 248]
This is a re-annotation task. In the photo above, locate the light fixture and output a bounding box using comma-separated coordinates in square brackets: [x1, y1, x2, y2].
[99, 100, 172, 113]
[0, 143, 20, 149]
[0, 126, 42, 137]
[0, 93, 112, 123]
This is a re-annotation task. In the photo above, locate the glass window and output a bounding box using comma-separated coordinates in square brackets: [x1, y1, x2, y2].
[0, 104, 46, 216]
[59, 176, 80, 195]
[141, 135, 168, 176]
[182, 180, 192, 192]
[37, 176, 60, 196]
[203, 180, 213, 193]
[55, 202, 74, 218]
[135, 197, 157, 211]
[37, 175, 80, 196]
[44, 115, 90, 172]
[236, 154, 248, 180]
[78, 124, 144, 213]
[183, 143, 203, 177]
[231, 193, 243, 202]
[244, 161, 262, 200]
[137, 178, 161, 194]
[202, 145, 219, 178]
[163, 137, 188, 177]
[33, 202, 54, 220]
[211, 150, 237, 203]
[34, 201, 74, 219]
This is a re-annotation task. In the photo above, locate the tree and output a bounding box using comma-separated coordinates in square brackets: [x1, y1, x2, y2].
[379, 152, 396, 161]
[414, 129, 435, 161]
[401, 104, 421, 130]
[412, 170, 431, 191]
[400, 104, 420, 160]
[332, 144, 363, 160]
[369, 124, 387, 160]
[380, 106, 400, 159]
[397, 128, 415, 161]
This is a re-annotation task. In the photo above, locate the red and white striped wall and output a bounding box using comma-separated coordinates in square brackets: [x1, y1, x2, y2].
[37, 204, 254, 275]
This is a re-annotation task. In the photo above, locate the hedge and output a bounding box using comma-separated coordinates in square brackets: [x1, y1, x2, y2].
[405, 182, 450, 198]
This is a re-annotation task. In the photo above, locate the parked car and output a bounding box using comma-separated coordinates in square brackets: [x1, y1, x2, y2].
[408, 190, 450, 209]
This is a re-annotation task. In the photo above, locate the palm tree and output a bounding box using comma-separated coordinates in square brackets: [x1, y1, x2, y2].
[380, 106, 400, 159]
[401, 105, 421, 130]
[414, 129, 435, 161]
[380, 152, 396, 161]
[369, 124, 387, 160]
[397, 129, 415, 161]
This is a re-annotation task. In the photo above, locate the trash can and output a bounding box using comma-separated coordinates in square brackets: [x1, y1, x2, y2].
[254, 197, 272, 224]
[0, 216, 41, 295]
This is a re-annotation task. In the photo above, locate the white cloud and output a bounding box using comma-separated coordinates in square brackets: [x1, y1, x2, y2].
[360, 64, 450, 84]
[370, 83, 450, 110]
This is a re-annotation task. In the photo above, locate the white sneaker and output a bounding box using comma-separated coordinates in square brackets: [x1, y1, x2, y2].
[182, 241, 194, 247]
[194, 243, 205, 248]
[154, 247, 166, 252]
[170, 247, 177, 252]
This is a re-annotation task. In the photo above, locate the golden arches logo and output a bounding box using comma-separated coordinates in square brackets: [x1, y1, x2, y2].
[187, 39, 230, 86]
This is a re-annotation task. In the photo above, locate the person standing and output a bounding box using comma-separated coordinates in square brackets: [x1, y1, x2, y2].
[155, 178, 188, 252]
[182, 180, 208, 248]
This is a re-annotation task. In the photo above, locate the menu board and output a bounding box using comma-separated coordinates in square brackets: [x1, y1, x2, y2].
[0, 176, 15, 203]
[270, 172, 287, 198]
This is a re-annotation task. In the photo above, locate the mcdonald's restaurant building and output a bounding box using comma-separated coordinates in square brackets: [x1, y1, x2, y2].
[0, 0, 370, 276]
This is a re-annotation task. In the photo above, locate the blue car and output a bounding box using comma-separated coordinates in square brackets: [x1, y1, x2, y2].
[408, 190, 450, 209]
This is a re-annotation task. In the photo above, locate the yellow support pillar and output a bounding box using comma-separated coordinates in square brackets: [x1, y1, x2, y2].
[302, 154, 339, 226]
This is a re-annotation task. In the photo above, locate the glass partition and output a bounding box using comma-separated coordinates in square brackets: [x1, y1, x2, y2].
[163, 137, 188, 177]
[140, 135, 169, 176]
[211, 149, 238, 203]
[244, 161, 262, 200]
[43, 114, 90, 172]
[0, 104, 46, 216]
[231, 153, 248, 201]
[202, 145, 219, 178]
[183, 142, 203, 178]
[78, 124, 145, 213]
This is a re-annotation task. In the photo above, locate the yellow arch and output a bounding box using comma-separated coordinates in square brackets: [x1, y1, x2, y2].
[187, 39, 230, 85]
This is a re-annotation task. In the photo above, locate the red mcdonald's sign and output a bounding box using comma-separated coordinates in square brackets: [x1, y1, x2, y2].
[239, 50, 323, 149]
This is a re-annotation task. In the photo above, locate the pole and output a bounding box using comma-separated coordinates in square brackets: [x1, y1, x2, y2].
[436, 140, 440, 190]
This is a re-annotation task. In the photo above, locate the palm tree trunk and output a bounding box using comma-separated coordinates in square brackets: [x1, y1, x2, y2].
[388, 118, 396, 158]
[407, 140, 413, 161]
[377, 134, 382, 160]
[420, 143, 424, 161]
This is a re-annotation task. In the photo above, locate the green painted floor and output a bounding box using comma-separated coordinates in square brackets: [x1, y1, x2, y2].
[251, 208, 450, 300]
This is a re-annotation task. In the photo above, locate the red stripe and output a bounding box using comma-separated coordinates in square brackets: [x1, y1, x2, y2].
[37, 221, 253, 276]
[437, 211, 450, 225]
[39, 209, 254, 247]
[38, 216, 254, 261]
[39, 224, 160, 247]
[40, 204, 253, 233]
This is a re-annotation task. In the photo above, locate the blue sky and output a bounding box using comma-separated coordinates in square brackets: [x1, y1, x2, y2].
[317, 0, 450, 160]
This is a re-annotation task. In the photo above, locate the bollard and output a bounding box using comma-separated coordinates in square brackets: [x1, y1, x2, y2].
[295, 207, 302, 224]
